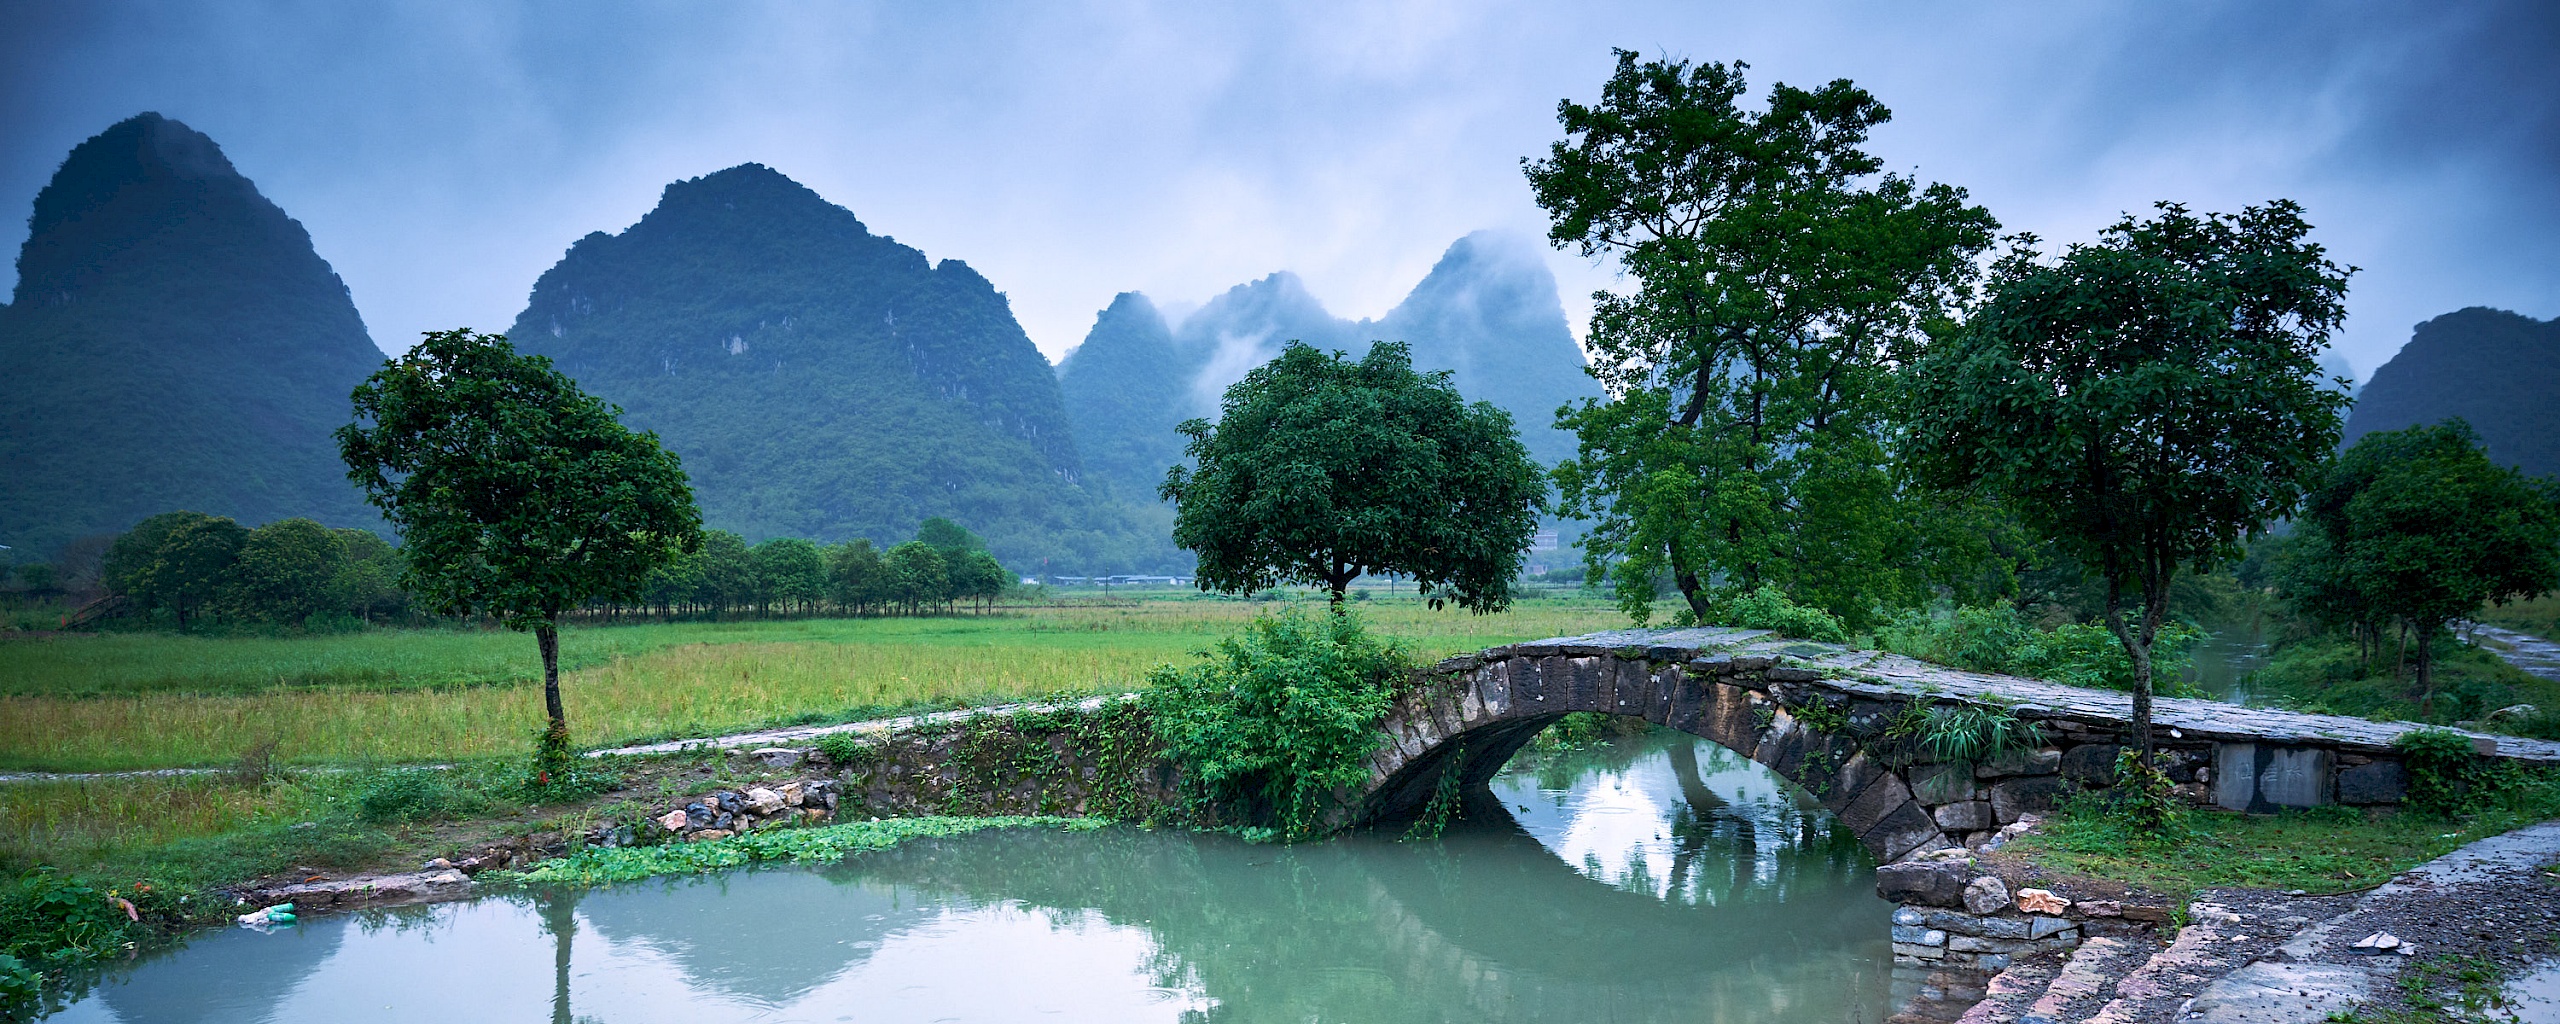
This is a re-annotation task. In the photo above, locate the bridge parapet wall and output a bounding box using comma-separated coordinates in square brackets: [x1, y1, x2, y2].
[1357, 628, 2560, 863]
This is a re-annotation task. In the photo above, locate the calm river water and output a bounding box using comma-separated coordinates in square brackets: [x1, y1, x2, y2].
[49, 730, 1902, 1023]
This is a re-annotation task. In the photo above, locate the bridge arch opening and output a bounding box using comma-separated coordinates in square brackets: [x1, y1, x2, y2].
[1351, 645, 1982, 863]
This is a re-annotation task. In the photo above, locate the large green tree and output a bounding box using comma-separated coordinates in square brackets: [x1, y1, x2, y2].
[1909, 201, 2352, 759]
[102, 510, 248, 627]
[338, 329, 701, 752]
[1162, 340, 1545, 612]
[752, 537, 829, 616]
[1527, 51, 2001, 627]
[218, 518, 345, 625]
[2279, 421, 2560, 712]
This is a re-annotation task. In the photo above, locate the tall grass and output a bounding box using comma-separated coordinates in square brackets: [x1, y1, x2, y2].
[2475, 594, 2560, 639]
[0, 596, 1628, 771]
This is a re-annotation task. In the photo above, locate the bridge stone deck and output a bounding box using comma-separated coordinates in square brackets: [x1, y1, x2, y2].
[1356, 627, 2559, 865]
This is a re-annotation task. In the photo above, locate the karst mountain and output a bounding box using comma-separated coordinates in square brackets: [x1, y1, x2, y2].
[2344, 307, 2560, 478]
[1056, 230, 1599, 502]
[0, 113, 384, 557]
[508, 163, 1154, 570]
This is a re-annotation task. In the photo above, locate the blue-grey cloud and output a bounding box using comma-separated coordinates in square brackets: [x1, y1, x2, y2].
[2, 0, 2550, 377]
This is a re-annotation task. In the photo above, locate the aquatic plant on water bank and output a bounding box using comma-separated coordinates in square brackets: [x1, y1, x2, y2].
[498, 815, 1107, 886]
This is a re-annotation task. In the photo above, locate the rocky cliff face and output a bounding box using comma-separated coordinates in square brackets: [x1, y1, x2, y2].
[0, 113, 384, 556]
[1057, 231, 1597, 500]
[2344, 307, 2559, 477]
[509, 163, 1149, 568]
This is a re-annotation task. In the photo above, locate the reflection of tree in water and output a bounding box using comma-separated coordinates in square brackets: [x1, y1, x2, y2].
[838, 800, 1893, 1024]
[570, 869, 938, 1006]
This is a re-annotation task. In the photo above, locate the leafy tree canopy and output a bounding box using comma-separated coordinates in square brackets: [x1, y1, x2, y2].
[1910, 200, 2352, 756]
[1162, 340, 1545, 612]
[101, 510, 246, 626]
[1527, 51, 2003, 629]
[2278, 421, 2560, 708]
[338, 328, 701, 741]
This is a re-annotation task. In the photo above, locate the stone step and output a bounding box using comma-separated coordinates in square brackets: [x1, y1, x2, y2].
[1949, 953, 2065, 1024]
[2013, 934, 2162, 1023]
[2080, 900, 2297, 1023]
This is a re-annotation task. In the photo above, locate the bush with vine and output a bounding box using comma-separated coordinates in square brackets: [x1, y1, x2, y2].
[2393, 728, 2500, 817]
[1141, 609, 1410, 841]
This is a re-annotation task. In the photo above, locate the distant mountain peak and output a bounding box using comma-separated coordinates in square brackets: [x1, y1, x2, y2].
[1, 114, 382, 553]
[16, 113, 288, 305]
[2345, 306, 2559, 478]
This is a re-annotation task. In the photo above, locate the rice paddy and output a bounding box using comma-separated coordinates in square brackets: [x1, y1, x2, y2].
[0, 594, 1629, 772]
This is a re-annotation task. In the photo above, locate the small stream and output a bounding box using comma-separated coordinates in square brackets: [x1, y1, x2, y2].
[46, 730, 1908, 1023]
[2186, 622, 2273, 705]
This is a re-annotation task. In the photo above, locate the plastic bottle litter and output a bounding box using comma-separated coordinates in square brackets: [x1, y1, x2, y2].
[235, 903, 296, 928]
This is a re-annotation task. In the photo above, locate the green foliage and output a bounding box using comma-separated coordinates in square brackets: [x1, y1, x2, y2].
[1894, 703, 2042, 773]
[1875, 605, 2202, 693]
[2278, 422, 2560, 711]
[2250, 630, 2553, 733]
[0, 866, 199, 1018]
[355, 769, 462, 823]
[1910, 201, 2352, 754]
[102, 511, 247, 626]
[1141, 609, 1412, 839]
[1530, 51, 2004, 631]
[217, 518, 343, 624]
[95, 511, 408, 630]
[339, 328, 703, 632]
[750, 537, 828, 614]
[2393, 728, 2495, 817]
[1164, 340, 1546, 612]
[509, 815, 1103, 886]
[338, 327, 703, 734]
[1701, 585, 1848, 642]
[884, 541, 950, 613]
[2108, 749, 2184, 834]
[813, 731, 872, 768]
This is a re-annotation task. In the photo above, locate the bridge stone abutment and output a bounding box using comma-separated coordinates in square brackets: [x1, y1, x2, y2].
[1352, 627, 2560, 867]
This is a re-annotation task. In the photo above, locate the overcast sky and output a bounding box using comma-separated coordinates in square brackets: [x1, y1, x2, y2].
[3, 1, 2553, 377]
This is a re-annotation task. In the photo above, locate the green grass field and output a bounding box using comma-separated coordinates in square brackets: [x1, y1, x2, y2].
[0, 594, 1629, 772]
[2476, 594, 2560, 638]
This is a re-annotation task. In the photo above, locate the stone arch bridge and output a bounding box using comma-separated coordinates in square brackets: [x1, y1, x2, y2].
[1351, 628, 2560, 863]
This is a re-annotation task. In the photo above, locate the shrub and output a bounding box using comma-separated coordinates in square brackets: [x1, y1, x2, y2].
[2394, 728, 2490, 817]
[1142, 609, 1410, 840]
[1876, 605, 2201, 693]
[1707, 585, 1848, 642]
[356, 770, 453, 823]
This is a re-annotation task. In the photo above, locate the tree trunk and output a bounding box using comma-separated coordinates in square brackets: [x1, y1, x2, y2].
[1677, 569, 1712, 624]
[540, 892, 576, 1024]
[538, 621, 565, 736]
[2102, 580, 2157, 762]
[2415, 620, 2440, 718]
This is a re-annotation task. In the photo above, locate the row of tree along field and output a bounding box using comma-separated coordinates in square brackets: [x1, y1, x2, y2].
[9, 510, 1014, 631]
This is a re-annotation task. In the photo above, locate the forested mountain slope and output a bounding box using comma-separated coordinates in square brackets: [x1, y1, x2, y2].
[1056, 231, 1596, 500]
[2344, 307, 2560, 478]
[0, 113, 383, 557]
[509, 163, 1153, 570]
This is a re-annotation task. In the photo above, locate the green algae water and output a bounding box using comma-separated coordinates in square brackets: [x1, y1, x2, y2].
[46, 729, 1903, 1023]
